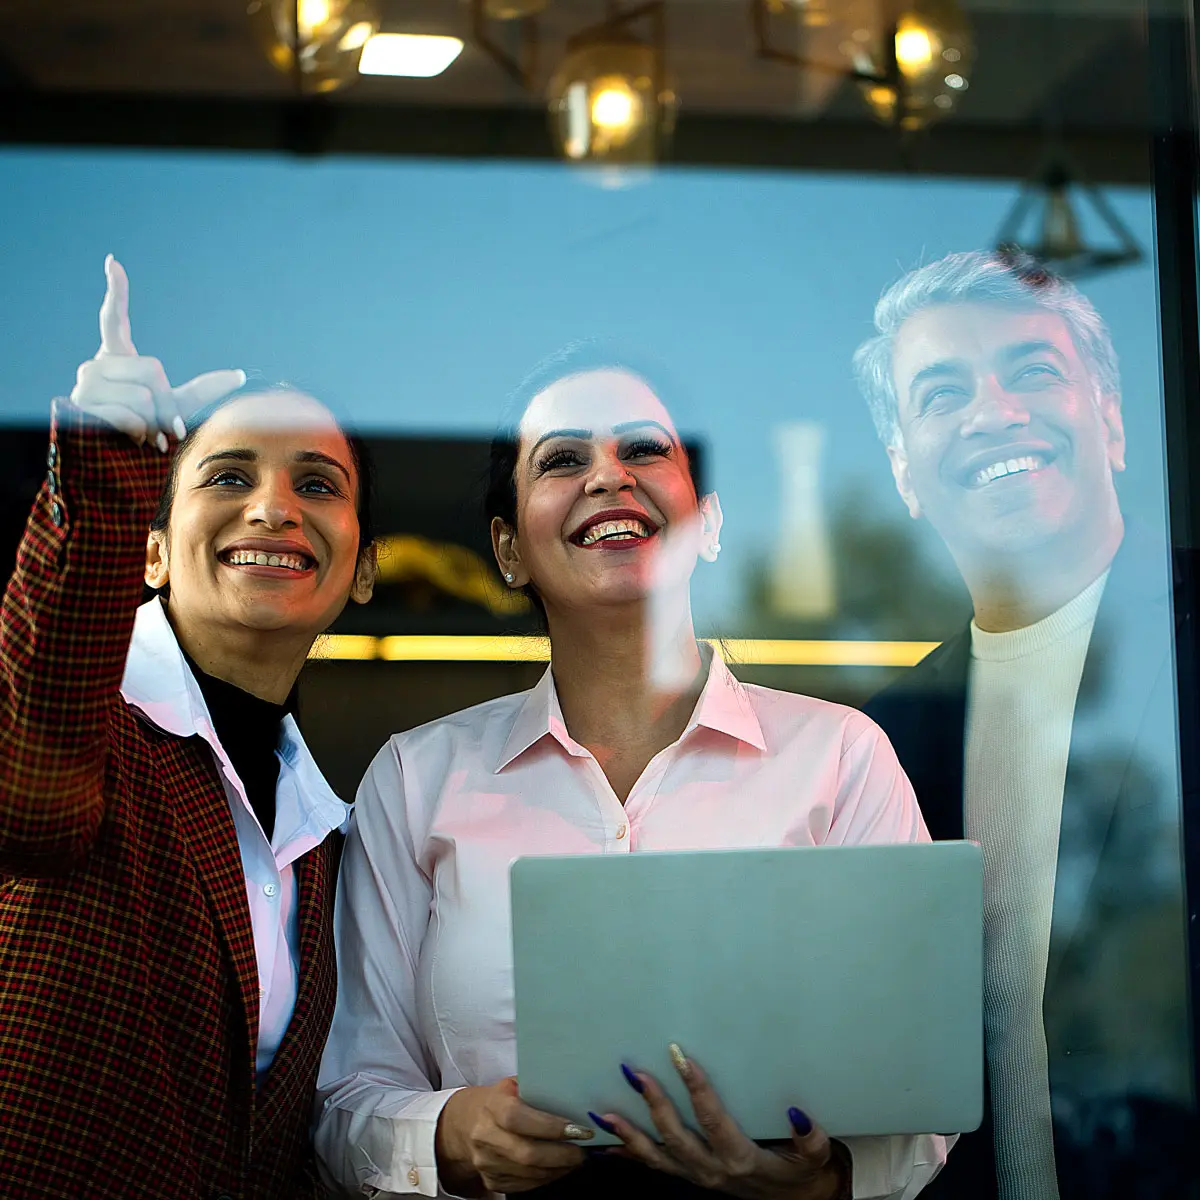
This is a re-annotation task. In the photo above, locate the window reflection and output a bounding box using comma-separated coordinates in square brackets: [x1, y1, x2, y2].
[0, 151, 1193, 1198]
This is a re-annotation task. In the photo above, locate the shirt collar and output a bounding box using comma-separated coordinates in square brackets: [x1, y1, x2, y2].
[494, 643, 767, 773]
[121, 599, 351, 836]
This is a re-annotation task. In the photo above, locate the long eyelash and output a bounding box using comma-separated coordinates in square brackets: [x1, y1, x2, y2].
[536, 449, 584, 472]
[203, 470, 249, 487]
[300, 476, 341, 495]
[624, 437, 672, 457]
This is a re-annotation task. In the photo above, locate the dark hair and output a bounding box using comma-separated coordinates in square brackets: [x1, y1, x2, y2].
[483, 340, 700, 532]
[149, 387, 376, 553]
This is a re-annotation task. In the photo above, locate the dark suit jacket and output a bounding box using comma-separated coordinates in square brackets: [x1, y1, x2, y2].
[865, 533, 1195, 1200]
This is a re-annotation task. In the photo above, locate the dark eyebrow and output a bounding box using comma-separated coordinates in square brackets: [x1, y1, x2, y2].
[193, 447, 351, 485]
[1000, 340, 1069, 367]
[907, 360, 966, 403]
[295, 450, 352, 484]
[195, 448, 257, 471]
[529, 427, 591, 454]
[612, 419, 677, 443]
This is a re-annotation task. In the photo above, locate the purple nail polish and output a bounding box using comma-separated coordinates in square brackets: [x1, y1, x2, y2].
[620, 1063, 645, 1093]
[788, 1107, 813, 1135]
[588, 1111, 618, 1135]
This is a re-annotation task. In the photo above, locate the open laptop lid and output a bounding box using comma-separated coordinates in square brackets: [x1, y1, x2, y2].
[511, 842, 983, 1143]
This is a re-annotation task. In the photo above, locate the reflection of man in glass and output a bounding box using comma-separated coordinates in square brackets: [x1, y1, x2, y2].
[854, 250, 1192, 1200]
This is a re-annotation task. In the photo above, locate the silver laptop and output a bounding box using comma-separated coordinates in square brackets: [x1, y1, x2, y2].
[511, 842, 982, 1143]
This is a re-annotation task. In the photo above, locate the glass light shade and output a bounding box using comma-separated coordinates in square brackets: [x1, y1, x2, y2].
[853, 0, 972, 130]
[482, 0, 547, 18]
[248, 0, 382, 93]
[547, 38, 676, 164]
[1039, 185, 1086, 260]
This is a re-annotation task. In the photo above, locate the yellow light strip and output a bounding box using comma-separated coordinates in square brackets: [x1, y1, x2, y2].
[311, 635, 938, 667]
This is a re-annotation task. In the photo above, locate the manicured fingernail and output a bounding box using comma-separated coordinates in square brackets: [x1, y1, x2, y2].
[588, 1111, 618, 1135]
[668, 1042, 691, 1079]
[563, 1123, 594, 1140]
[620, 1063, 645, 1093]
[788, 1107, 813, 1135]
[172, 416, 187, 440]
[155, 432, 169, 453]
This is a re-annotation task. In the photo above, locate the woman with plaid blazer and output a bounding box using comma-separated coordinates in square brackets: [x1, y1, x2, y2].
[0, 258, 375, 1198]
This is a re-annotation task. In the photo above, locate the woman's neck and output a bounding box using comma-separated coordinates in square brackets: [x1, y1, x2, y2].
[165, 601, 310, 704]
[545, 597, 707, 799]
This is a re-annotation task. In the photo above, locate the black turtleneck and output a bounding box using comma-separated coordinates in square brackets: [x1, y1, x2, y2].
[183, 652, 297, 844]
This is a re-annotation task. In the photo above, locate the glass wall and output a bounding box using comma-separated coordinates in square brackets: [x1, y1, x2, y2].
[0, 0, 1196, 1193]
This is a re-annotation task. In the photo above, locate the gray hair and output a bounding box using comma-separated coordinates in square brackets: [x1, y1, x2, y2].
[852, 250, 1121, 446]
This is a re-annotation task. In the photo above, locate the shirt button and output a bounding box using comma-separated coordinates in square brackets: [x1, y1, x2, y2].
[263, 882, 278, 898]
[46, 471, 57, 495]
[616, 823, 628, 840]
[407, 1167, 420, 1186]
[47, 442, 57, 467]
[50, 501, 63, 527]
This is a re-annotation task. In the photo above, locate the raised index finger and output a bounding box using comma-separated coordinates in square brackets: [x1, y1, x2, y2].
[97, 255, 137, 357]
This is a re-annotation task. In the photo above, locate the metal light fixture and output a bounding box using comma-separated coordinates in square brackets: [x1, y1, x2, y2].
[547, 2, 675, 164]
[994, 159, 1142, 279]
[249, 0, 381, 93]
[470, 0, 541, 89]
[754, 0, 973, 131]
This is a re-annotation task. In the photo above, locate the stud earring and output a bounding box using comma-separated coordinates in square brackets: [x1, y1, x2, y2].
[504, 572, 515, 583]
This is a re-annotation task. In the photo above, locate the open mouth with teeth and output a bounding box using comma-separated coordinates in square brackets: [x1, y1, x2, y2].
[219, 548, 316, 573]
[970, 454, 1051, 488]
[571, 516, 657, 548]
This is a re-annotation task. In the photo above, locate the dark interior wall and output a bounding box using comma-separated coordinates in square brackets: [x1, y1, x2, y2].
[298, 660, 545, 802]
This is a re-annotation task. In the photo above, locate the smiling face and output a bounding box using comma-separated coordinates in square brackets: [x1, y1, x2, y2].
[887, 301, 1126, 569]
[145, 391, 372, 642]
[492, 368, 721, 618]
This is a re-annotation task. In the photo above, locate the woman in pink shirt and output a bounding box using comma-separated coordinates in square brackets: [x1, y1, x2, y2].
[315, 345, 945, 1200]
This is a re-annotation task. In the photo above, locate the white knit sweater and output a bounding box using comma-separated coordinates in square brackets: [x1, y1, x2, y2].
[964, 571, 1108, 1200]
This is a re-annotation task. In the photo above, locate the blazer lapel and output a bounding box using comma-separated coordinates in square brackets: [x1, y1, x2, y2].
[911, 630, 971, 840]
[255, 835, 339, 1142]
[1044, 536, 1173, 996]
[167, 735, 263, 1075]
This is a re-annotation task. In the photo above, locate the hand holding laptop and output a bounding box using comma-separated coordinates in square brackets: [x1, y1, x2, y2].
[433, 1061, 848, 1198]
[594, 1048, 849, 1200]
[435, 1076, 592, 1195]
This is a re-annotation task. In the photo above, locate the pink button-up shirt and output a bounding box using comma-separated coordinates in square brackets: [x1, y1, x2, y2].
[315, 651, 948, 1199]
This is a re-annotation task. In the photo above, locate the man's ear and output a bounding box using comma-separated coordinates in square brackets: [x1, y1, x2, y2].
[145, 530, 170, 589]
[350, 542, 377, 605]
[1100, 392, 1126, 473]
[886, 440, 922, 520]
[697, 492, 724, 562]
[491, 516, 528, 587]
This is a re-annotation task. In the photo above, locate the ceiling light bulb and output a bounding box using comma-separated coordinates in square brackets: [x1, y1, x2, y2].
[894, 23, 935, 74]
[251, 0, 381, 93]
[358, 33, 464, 77]
[591, 83, 638, 131]
[297, 0, 333, 36]
[338, 20, 374, 51]
[848, 0, 971, 130]
[548, 38, 675, 165]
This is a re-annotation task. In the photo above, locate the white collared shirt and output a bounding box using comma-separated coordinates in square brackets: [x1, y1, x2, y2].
[315, 651, 947, 1199]
[121, 599, 351, 1085]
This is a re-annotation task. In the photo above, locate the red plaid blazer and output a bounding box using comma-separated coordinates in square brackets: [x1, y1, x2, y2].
[0, 404, 340, 1199]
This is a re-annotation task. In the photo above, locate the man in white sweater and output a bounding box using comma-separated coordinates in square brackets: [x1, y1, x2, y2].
[854, 250, 1192, 1200]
